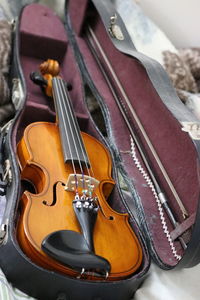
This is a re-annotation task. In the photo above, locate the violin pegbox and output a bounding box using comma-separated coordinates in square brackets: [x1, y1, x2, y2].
[30, 59, 72, 97]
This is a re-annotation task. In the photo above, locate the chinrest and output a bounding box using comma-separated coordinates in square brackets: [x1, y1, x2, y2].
[42, 230, 111, 275]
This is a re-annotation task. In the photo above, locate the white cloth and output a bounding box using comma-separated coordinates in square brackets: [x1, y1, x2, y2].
[135, 263, 200, 300]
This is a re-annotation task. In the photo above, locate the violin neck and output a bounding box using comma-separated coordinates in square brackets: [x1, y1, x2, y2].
[52, 77, 89, 167]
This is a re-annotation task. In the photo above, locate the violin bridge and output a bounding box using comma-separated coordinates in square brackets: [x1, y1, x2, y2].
[64, 174, 99, 196]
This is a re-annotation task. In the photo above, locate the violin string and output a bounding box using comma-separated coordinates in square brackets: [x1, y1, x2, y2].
[56, 79, 83, 178]
[53, 78, 79, 192]
[58, 78, 96, 196]
[55, 78, 91, 194]
[58, 78, 94, 177]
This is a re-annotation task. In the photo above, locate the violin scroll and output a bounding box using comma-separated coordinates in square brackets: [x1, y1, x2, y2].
[31, 59, 72, 97]
[40, 59, 60, 76]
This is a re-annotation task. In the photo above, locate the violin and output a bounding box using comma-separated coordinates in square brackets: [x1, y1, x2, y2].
[17, 59, 142, 280]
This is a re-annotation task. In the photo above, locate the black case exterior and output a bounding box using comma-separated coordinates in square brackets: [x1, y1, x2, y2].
[0, 1, 200, 299]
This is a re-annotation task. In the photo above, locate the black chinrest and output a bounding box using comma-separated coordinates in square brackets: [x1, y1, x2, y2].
[42, 230, 110, 274]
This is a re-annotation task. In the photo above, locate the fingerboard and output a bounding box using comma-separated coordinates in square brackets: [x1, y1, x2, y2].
[52, 77, 90, 167]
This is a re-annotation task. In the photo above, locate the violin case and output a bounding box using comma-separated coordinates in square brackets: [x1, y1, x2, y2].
[0, 0, 200, 299]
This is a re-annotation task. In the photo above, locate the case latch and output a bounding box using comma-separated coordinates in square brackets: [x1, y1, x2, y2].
[3, 159, 12, 184]
[108, 14, 124, 41]
[0, 159, 12, 196]
[12, 78, 24, 110]
[0, 166, 7, 196]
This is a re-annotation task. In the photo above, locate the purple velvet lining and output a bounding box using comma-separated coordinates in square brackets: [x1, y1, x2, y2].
[68, 0, 89, 36]
[73, 38, 182, 265]
[20, 4, 67, 61]
[15, 4, 91, 142]
[93, 19, 200, 220]
[65, 4, 200, 266]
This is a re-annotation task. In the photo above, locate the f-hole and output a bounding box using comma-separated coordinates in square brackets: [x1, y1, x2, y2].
[42, 181, 63, 206]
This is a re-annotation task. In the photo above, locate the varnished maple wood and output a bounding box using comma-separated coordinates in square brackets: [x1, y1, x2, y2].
[16, 60, 143, 280]
[39, 59, 60, 97]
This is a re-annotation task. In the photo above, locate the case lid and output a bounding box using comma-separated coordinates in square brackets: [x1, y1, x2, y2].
[65, 0, 200, 270]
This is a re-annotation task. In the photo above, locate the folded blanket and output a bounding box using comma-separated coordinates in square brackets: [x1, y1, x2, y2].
[163, 48, 200, 116]
[0, 0, 65, 128]
[0, 15, 14, 126]
[164, 50, 200, 123]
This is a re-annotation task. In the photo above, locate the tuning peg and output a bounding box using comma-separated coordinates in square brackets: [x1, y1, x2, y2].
[30, 71, 48, 87]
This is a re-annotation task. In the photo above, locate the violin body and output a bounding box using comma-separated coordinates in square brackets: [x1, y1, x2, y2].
[17, 121, 143, 280]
